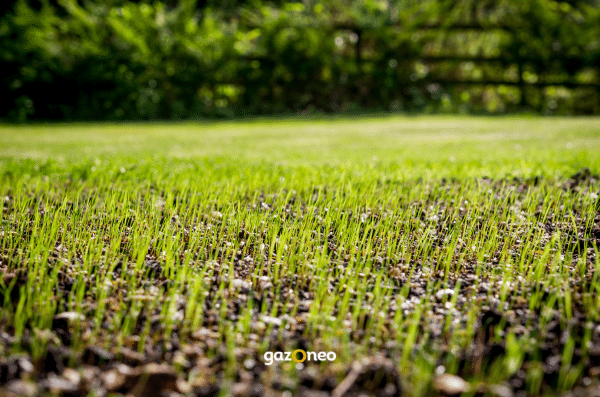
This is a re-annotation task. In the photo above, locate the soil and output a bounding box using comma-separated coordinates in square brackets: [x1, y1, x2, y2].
[0, 172, 599, 396]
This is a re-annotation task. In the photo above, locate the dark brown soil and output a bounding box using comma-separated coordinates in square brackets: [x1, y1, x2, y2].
[1, 173, 599, 396]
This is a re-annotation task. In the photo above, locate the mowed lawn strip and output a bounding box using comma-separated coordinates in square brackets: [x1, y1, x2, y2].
[0, 116, 599, 396]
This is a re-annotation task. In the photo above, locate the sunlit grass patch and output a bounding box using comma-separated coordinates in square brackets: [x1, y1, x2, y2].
[0, 116, 599, 396]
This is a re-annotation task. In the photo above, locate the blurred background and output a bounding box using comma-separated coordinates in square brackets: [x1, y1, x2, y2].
[1, 0, 599, 122]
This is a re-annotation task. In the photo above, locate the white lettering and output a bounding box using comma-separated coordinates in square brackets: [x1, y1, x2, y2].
[264, 352, 273, 365]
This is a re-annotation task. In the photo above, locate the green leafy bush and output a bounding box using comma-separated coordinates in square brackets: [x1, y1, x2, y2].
[1, 0, 599, 121]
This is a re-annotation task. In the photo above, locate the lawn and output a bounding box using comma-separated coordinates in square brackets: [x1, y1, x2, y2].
[1, 116, 599, 397]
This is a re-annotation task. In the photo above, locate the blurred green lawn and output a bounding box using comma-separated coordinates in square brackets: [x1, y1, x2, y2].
[1, 115, 599, 178]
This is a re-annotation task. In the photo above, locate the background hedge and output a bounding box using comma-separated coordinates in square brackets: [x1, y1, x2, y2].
[1, 0, 599, 121]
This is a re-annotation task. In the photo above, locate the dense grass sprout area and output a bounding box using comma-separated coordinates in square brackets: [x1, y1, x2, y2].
[1, 116, 600, 396]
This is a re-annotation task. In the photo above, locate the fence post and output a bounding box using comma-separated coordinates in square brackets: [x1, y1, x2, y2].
[354, 28, 363, 76]
[517, 59, 526, 107]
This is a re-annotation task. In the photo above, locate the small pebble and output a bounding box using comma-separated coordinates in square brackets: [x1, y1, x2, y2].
[433, 374, 470, 395]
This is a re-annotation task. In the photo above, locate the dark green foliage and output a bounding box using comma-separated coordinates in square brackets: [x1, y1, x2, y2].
[1, 0, 599, 121]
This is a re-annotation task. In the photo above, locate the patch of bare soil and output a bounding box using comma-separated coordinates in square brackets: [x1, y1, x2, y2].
[1, 173, 599, 396]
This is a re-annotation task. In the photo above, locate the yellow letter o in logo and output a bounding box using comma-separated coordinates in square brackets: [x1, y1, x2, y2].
[292, 349, 307, 363]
